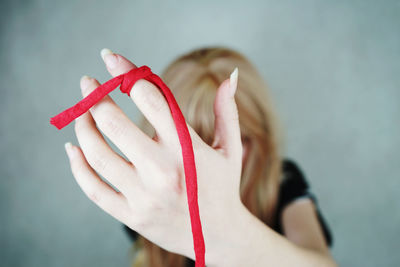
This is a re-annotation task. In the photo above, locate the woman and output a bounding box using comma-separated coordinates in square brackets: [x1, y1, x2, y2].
[64, 47, 337, 266]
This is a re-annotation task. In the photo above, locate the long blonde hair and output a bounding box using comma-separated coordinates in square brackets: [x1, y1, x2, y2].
[131, 46, 284, 267]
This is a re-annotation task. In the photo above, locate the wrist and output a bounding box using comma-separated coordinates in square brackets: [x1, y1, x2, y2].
[203, 201, 337, 267]
[205, 201, 261, 267]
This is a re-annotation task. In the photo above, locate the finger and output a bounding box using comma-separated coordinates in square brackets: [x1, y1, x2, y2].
[80, 75, 158, 168]
[64, 142, 130, 224]
[100, 48, 179, 148]
[211, 68, 243, 164]
[74, 100, 138, 195]
[101, 48, 138, 75]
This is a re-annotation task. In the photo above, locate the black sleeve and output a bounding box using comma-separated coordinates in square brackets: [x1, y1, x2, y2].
[123, 224, 139, 242]
[276, 159, 333, 247]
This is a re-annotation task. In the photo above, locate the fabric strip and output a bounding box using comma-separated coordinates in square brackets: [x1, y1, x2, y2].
[50, 65, 205, 267]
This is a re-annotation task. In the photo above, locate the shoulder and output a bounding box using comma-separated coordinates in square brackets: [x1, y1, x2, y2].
[276, 158, 333, 247]
[278, 159, 314, 208]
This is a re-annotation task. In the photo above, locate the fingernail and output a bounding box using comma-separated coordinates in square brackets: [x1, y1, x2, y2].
[229, 67, 238, 96]
[80, 75, 92, 94]
[64, 142, 74, 159]
[101, 48, 118, 68]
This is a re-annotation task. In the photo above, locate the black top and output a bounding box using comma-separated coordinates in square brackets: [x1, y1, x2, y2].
[123, 159, 333, 265]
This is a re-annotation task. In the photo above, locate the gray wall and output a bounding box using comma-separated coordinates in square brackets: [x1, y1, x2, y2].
[1, 0, 399, 266]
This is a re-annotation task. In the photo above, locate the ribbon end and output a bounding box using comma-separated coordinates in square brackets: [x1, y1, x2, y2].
[50, 117, 65, 130]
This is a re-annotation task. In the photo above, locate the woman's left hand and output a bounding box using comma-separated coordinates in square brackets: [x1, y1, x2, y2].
[64, 49, 246, 263]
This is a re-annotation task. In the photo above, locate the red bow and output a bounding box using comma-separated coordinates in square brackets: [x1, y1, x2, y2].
[50, 65, 205, 267]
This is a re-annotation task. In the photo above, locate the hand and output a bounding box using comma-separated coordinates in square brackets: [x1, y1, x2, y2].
[64, 49, 245, 263]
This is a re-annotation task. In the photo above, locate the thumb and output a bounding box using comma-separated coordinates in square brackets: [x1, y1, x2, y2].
[212, 67, 243, 163]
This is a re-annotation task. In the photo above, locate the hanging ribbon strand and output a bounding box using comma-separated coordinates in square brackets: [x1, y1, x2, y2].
[50, 65, 206, 267]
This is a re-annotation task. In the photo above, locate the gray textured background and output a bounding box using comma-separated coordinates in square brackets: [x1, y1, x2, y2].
[1, 0, 399, 266]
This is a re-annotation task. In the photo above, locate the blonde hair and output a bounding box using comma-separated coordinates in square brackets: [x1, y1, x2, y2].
[131, 46, 284, 267]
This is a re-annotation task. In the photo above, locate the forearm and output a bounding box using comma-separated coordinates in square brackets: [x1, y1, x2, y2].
[206, 203, 337, 267]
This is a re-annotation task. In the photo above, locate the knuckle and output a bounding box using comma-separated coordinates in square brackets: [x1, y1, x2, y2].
[86, 190, 101, 203]
[136, 83, 165, 113]
[140, 150, 187, 194]
[154, 163, 182, 193]
[128, 198, 153, 231]
[147, 95, 165, 113]
[86, 150, 109, 173]
[146, 160, 169, 178]
[99, 113, 128, 138]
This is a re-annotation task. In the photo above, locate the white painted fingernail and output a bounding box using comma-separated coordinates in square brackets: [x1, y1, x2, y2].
[229, 67, 238, 96]
[101, 48, 113, 60]
[64, 142, 74, 159]
[100, 48, 118, 68]
[80, 75, 91, 87]
[80, 75, 93, 96]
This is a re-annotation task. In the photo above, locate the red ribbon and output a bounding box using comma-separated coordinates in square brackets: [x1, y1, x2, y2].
[50, 66, 205, 267]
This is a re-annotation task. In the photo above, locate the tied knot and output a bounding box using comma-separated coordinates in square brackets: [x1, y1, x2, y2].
[120, 65, 153, 96]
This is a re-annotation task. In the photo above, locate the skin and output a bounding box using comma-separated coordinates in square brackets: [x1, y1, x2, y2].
[65, 50, 337, 267]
